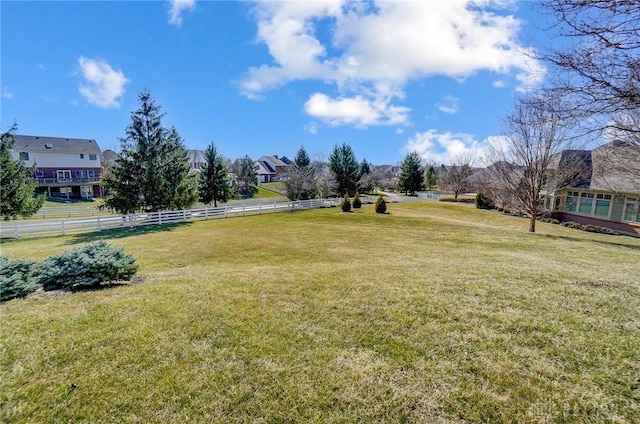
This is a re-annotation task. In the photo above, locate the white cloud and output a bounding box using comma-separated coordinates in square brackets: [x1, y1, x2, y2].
[168, 0, 195, 27]
[437, 95, 459, 114]
[304, 92, 410, 127]
[2, 86, 13, 99]
[77, 56, 130, 109]
[403, 129, 492, 165]
[305, 122, 319, 134]
[492, 79, 508, 88]
[241, 0, 545, 127]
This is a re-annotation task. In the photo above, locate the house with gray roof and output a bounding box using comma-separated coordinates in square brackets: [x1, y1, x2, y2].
[547, 141, 640, 235]
[255, 155, 290, 183]
[11, 135, 103, 199]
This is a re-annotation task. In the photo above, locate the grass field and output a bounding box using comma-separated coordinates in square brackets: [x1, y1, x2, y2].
[1, 202, 639, 423]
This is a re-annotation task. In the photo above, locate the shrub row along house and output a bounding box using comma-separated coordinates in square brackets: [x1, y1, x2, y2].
[11, 135, 103, 200]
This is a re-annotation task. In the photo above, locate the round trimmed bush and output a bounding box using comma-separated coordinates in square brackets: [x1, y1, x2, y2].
[340, 193, 352, 212]
[352, 192, 362, 209]
[374, 195, 387, 214]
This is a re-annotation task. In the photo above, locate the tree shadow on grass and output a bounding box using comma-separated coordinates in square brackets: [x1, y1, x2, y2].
[539, 233, 640, 251]
[66, 222, 192, 245]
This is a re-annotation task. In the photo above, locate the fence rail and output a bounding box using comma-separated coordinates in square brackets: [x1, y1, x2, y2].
[1, 199, 338, 240]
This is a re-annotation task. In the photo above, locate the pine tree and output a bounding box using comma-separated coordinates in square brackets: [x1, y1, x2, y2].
[293, 146, 311, 169]
[425, 165, 438, 190]
[199, 142, 231, 207]
[237, 155, 257, 196]
[398, 151, 425, 195]
[162, 127, 198, 210]
[1, 124, 44, 220]
[328, 143, 360, 196]
[103, 90, 197, 213]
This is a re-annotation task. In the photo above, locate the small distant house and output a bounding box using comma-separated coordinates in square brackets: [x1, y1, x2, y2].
[255, 155, 290, 183]
[12, 135, 103, 199]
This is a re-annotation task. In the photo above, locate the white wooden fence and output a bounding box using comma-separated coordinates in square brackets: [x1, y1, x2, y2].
[0, 199, 337, 240]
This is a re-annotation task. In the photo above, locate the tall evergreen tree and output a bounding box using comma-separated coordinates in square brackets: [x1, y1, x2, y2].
[287, 146, 316, 200]
[425, 164, 438, 190]
[360, 158, 371, 177]
[293, 146, 311, 169]
[162, 127, 198, 210]
[199, 142, 231, 207]
[103, 90, 197, 213]
[398, 151, 425, 195]
[237, 155, 257, 196]
[328, 143, 360, 196]
[1, 124, 44, 220]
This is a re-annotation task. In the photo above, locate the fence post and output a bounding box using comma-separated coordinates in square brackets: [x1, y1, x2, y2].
[259, 204, 262, 215]
[243, 205, 246, 217]
[158, 211, 162, 225]
[183, 210, 187, 222]
[14, 221, 19, 239]
[129, 214, 134, 228]
[61, 220, 65, 235]
[97, 217, 102, 232]
[205, 207, 209, 220]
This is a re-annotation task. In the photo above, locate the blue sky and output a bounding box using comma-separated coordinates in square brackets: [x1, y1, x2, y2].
[1, 0, 548, 165]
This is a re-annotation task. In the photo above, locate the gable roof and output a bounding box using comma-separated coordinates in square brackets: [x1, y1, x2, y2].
[258, 155, 288, 168]
[13, 135, 102, 154]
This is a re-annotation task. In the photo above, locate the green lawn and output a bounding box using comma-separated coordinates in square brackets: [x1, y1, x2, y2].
[2, 202, 639, 423]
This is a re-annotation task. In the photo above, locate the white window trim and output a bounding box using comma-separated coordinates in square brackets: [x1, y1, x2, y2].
[564, 190, 612, 219]
[622, 197, 640, 223]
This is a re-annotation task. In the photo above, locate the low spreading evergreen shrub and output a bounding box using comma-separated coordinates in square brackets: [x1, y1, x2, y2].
[0, 257, 41, 301]
[352, 192, 362, 209]
[475, 192, 495, 210]
[38, 241, 138, 291]
[374, 195, 387, 214]
[340, 194, 352, 212]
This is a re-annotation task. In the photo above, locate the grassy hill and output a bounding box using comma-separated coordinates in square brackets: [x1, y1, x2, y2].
[2, 202, 639, 423]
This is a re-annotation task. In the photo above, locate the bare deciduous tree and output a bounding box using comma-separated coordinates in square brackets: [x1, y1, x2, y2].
[540, 0, 640, 188]
[440, 154, 475, 200]
[487, 96, 573, 233]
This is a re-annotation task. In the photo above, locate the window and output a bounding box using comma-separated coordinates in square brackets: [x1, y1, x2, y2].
[623, 198, 639, 223]
[89, 154, 97, 161]
[57, 170, 71, 181]
[565, 191, 578, 212]
[80, 154, 85, 159]
[45, 143, 53, 149]
[565, 191, 612, 218]
[594, 194, 612, 218]
[579, 192, 594, 214]
[19, 152, 29, 161]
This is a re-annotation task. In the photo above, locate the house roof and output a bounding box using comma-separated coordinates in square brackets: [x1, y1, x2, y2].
[589, 141, 640, 193]
[13, 135, 102, 154]
[258, 160, 276, 173]
[258, 155, 288, 167]
[187, 149, 206, 164]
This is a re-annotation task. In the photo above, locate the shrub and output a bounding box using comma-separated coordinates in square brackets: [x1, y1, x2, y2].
[374, 195, 387, 214]
[340, 194, 352, 212]
[352, 192, 362, 209]
[38, 241, 138, 291]
[0, 257, 41, 301]
[475, 192, 495, 210]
